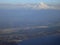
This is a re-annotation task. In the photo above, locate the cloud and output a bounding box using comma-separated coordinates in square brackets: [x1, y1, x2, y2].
[32, 2, 60, 9]
[0, 2, 60, 9]
[0, 26, 48, 34]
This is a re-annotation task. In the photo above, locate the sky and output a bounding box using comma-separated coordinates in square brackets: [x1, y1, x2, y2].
[0, 0, 60, 4]
[0, 0, 60, 9]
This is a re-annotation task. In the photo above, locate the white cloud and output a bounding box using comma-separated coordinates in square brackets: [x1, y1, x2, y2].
[31, 2, 60, 9]
[0, 2, 60, 9]
[0, 26, 48, 34]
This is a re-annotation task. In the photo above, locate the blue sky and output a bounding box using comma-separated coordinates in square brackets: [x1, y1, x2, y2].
[0, 0, 60, 4]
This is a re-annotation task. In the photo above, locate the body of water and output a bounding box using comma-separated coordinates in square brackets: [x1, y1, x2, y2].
[19, 35, 60, 45]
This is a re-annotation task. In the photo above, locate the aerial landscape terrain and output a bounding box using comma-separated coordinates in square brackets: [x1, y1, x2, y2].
[0, 0, 60, 45]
